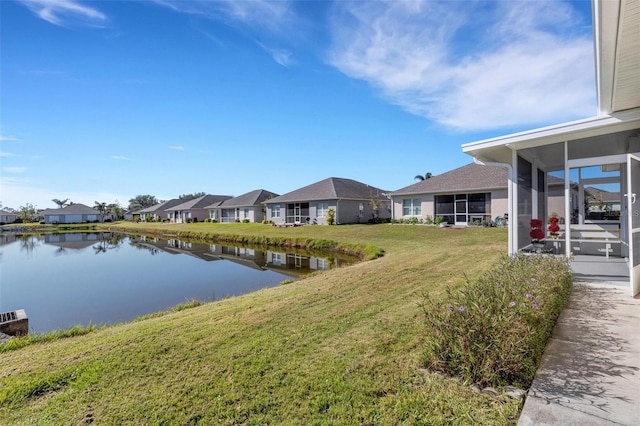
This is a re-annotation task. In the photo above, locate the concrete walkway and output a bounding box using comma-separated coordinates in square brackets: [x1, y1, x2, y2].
[519, 281, 640, 425]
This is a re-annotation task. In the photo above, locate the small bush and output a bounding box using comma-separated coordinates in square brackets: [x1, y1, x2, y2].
[420, 253, 572, 388]
[242, 219, 250, 223]
[367, 217, 390, 224]
[326, 208, 335, 225]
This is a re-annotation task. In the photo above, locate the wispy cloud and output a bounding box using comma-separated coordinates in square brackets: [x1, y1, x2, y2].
[111, 155, 132, 161]
[327, 0, 595, 131]
[2, 166, 28, 173]
[256, 41, 294, 67]
[0, 135, 21, 142]
[152, 0, 299, 66]
[168, 145, 185, 151]
[18, 0, 108, 28]
[152, 0, 294, 33]
[0, 151, 18, 157]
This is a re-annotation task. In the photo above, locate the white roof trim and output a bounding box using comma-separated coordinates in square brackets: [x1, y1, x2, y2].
[462, 108, 640, 153]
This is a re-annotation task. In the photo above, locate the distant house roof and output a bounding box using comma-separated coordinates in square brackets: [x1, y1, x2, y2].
[40, 203, 101, 215]
[391, 163, 507, 196]
[212, 189, 279, 208]
[266, 177, 388, 204]
[585, 187, 621, 203]
[138, 199, 185, 214]
[0, 210, 17, 216]
[166, 195, 233, 211]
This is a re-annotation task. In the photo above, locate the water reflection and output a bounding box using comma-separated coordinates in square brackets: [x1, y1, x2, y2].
[0, 232, 356, 333]
[127, 234, 353, 275]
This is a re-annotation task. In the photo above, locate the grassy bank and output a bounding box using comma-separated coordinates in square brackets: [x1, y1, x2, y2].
[0, 223, 522, 424]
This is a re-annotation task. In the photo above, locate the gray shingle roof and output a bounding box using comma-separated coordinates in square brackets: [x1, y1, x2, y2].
[585, 187, 620, 202]
[391, 163, 507, 196]
[214, 189, 279, 208]
[0, 210, 17, 216]
[138, 199, 185, 214]
[266, 177, 388, 204]
[41, 203, 101, 215]
[166, 195, 233, 211]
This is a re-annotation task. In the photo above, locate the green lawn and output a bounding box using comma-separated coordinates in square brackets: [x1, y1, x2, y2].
[0, 223, 521, 425]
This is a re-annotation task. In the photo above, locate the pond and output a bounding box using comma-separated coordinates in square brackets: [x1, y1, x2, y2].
[0, 232, 355, 333]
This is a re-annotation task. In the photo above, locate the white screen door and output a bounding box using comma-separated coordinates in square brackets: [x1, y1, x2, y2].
[627, 154, 640, 296]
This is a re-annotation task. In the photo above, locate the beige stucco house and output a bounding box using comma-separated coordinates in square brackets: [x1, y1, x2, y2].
[390, 163, 508, 226]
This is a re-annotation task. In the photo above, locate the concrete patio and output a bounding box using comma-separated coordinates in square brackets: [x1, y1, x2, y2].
[518, 280, 640, 425]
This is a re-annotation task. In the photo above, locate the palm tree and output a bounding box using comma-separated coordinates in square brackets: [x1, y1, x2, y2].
[52, 198, 71, 208]
[94, 201, 108, 223]
[414, 172, 433, 181]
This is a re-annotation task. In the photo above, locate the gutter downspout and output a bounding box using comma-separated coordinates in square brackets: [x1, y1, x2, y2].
[473, 157, 515, 255]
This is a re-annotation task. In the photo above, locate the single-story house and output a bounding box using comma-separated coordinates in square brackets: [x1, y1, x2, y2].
[0, 210, 17, 224]
[40, 203, 103, 224]
[461, 0, 640, 296]
[166, 195, 232, 223]
[207, 189, 279, 223]
[389, 163, 508, 226]
[264, 177, 390, 225]
[138, 199, 185, 222]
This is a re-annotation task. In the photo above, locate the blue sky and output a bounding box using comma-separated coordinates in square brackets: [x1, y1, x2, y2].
[1, 0, 596, 210]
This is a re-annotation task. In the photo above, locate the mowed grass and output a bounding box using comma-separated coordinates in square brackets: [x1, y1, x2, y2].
[0, 223, 521, 425]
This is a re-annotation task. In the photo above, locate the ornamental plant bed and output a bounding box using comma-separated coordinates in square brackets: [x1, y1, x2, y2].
[421, 253, 573, 388]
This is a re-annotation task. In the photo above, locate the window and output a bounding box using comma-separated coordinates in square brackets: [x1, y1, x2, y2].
[271, 205, 281, 218]
[243, 208, 250, 219]
[468, 193, 487, 213]
[317, 202, 329, 217]
[402, 199, 421, 216]
[359, 203, 365, 217]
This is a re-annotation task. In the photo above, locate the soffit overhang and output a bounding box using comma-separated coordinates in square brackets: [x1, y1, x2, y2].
[597, 0, 640, 114]
[462, 108, 640, 164]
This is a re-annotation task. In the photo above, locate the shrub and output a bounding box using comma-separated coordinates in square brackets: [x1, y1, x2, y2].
[367, 217, 390, 224]
[242, 219, 250, 223]
[326, 208, 335, 225]
[420, 253, 573, 388]
[434, 216, 443, 225]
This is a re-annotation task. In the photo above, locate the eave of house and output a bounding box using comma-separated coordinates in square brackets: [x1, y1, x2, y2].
[462, 109, 640, 164]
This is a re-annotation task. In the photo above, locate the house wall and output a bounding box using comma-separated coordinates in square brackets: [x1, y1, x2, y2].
[44, 214, 100, 224]
[336, 199, 389, 224]
[547, 185, 566, 220]
[391, 195, 435, 219]
[392, 191, 505, 224]
[491, 190, 509, 221]
[252, 206, 266, 223]
[0, 215, 17, 224]
[265, 199, 389, 225]
[265, 204, 285, 225]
